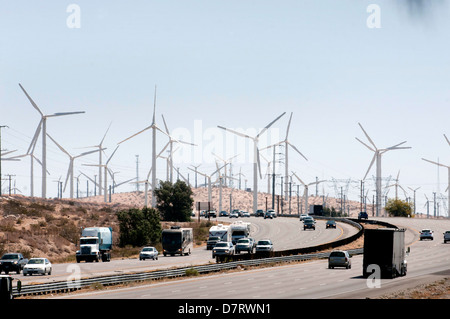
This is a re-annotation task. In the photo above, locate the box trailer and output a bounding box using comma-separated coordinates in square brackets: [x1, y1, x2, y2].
[362, 228, 407, 279]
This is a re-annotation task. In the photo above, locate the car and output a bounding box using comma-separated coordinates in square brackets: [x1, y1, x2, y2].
[219, 211, 228, 217]
[206, 236, 222, 250]
[443, 231, 450, 244]
[206, 210, 217, 218]
[0, 253, 28, 274]
[139, 247, 159, 260]
[235, 238, 255, 254]
[299, 214, 309, 221]
[328, 250, 352, 269]
[255, 239, 274, 252]
[255, 209, 265, 217]
[242, 211, 250, 217]
[303, 216, 314, 222]
[267, 209, 277, 218]
[358, 212, 369, 220]
[420, 229, 434, 241]
[303, 219, 316, 230]
[229, 211, 239, 218]
[264, 211, 274, 219]
[23, 258, 52, 276]
[212, 242, 235, 258]
[326, 220, 337, 229]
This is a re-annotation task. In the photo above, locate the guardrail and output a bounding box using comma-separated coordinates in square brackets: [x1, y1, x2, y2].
[13, 217, 398, 297]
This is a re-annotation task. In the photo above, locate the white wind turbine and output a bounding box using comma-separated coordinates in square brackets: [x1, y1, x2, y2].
[212, 152, 239, 188]
[161, 114, 196, 183]
[18, 83, 85, 198]
[82, 122, 112, 197]
[118, 86, 171, 208]
[261, 112, 308, 200]
[292, 171, 325, 216]
[355, 123, 411, 217]
[386, 170, 408, 200]
[6, 137, 49, 197]
[188, 164, 226, 204]
[218, 112, 286, 214]
[47, 133, 101, 199]
[83, 145, 120, 203]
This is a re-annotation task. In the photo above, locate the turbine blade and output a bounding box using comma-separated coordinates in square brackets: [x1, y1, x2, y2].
[285, 112, 293, 140]
[291, 171, 306, 186]
[47, 133, 71, 157]
[364, 153, 377, 180]
[260, 140, 284, 151]
[256, 147, 262, 179]
[100, 122, 112, 145]
[118, 125, 152, 144]
[355, 137, 375, 152]
[358, 123, 377, 150]
[47, 111, 85, 117]
[63, 161, 73, 192]
[217, 126, 253, 140]
[27, 119, 43, 154]
[106, 145, 120, 165]
[444, 134, 450, 147]
[161, 114, 170, 134]
[287, 142, 308, 161]
[257, 112, 286, 138]
[422, 158, 449, 168]
[18, 83, 43, 116]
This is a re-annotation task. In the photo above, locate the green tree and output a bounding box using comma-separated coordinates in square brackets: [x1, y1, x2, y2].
[385, 198, 413, 217]
[154, 180, 194, 222]
[116, 207, 161, 247]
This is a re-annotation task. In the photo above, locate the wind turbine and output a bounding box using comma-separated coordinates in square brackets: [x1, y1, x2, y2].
[6, 136, 49, 197]
[422, 158, 450, 218]
[355, 122, 411, 217]
[18, 83, 85, 198]
[118, 86, 170, 208]
[386, 170, 408, 200]
[81, 122, 112, 197]
[161, 114, 196, 183]
[261, 112, 308, 200]
[83, 145, 120, 202]
[212, 152, 239, 188]
[292, 171, 325, 216]
[188, 164, 226, 204]
[47, 133, 101, 199]
[218, 112, 286, 214]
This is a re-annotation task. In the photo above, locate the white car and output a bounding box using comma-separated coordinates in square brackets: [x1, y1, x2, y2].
[420, 229, 434, 241]
[255, 239, 274, 252]
[299, 214, 308, 221]
[139, 247, 159, 260]
[23, 258, 52, 276]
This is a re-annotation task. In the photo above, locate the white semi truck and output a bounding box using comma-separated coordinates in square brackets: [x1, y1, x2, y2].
[76, 227, 112, 263]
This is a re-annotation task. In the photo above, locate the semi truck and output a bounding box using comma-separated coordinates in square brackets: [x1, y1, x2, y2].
[230, 221, 251, 244]
[162, 226, 194, 256]
[76, 227, 112, 263]
[362, 228, 407, 279]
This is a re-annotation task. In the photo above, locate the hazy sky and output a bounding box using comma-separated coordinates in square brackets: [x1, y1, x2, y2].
[1, 1, 449, 214]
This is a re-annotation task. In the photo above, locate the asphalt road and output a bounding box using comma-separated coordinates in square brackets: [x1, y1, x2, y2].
[50, 217, 450, 299]
[15, 216, 357, 285]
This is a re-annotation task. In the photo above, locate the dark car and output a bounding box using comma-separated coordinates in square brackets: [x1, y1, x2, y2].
[0, 253, 28, 274]
[358, 212, 368, 220]
[326, 220, 337, 229]
[255, 209, 265, 217]
[303, 219, 316, 230]
[206, 236, 222, 250]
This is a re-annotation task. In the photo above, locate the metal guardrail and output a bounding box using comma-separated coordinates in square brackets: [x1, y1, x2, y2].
[13, 217, 397, 297]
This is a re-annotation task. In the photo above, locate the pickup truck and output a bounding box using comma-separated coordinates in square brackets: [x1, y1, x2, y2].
[0, 253, 28, 274]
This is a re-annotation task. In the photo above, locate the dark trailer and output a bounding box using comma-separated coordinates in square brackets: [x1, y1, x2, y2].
[162, 226, 193, 256]
[363, 228, 407, 279]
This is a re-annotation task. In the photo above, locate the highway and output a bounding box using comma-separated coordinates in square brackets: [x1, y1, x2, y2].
[16, 216, 357, 285]
[49, 217, 450, 299]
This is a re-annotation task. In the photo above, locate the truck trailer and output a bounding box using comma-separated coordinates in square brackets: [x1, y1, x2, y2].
[76, 227, 112, 263]
[362, 228, 407, 279]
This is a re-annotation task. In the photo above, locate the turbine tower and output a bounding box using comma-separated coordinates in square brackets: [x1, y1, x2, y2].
[19, 83, 85, 198]
[355, 123, 411, 217]
[262, 112, 308, 200]
[218, 112, 286, 214]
